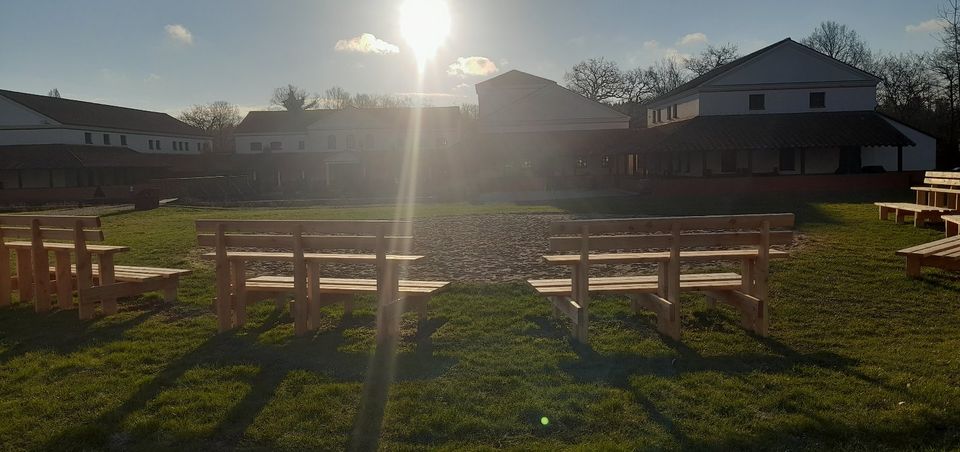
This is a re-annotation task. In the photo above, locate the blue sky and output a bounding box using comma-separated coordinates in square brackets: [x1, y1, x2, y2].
[0, 0, 947, 114]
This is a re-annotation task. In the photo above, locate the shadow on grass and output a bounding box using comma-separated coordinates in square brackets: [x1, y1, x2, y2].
[37, 307, 454, 451]
[0, 298, 166, 364]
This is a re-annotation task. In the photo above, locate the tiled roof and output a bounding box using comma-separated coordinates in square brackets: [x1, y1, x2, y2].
[0, 89, 207, 136]
[608, 111, 915, 153]
[235, 107, 461, 134]
[0, 144, 170, 169]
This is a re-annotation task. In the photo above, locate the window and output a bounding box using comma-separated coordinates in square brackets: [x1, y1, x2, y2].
[250, 142, 262, 151]
[120, 135, 127, 146]
[721, 150, 737, 172]
[346, 135, 355, 149]
[576, 158, 588, 168]
[156, 140, 161, 150]
[203, 142, 210, 152]
[270, 141, 282, 150]
[749, 94, 765, 110]
[521, 160, 533, 169]
[779, 149, 796, 171]
[601, 155, 610, 168]
[172, 140, 176, 150]
[185, 142, 190, 151]
[809, 92, 826, 109]
[672, 104, 678, 119]
[327, 135, 336, 150]
[298, 140, 305, 150]
[657, 109, 663, 122]
[148, 140, 154, 150]
[84, 132, 92, 144]
[102, 134, 111, 145]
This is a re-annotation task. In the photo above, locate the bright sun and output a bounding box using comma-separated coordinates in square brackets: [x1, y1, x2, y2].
[400, 0, 451, 68]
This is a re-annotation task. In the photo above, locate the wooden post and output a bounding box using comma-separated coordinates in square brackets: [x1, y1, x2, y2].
[54, 251, 72, 309]
[0, 221, 9, 307]
[740, 258, 756, 330]
[30, 218, 50, 312]
[666, 222, 681, 340]
[231, 260, 247, 326]
[214, 223, 233, 332]
[15, 249, 34, 302]
[74, 220, 94, 320]
[575, 225, 590, 343]
[292, 224, 308, 336]
[307, 261, 321, 330]
[755, 220, 771, 336]
[99, 253, 117, 315]
[375, 224, 393, 340]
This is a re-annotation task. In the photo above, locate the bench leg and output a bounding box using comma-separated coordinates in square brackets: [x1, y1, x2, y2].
[162, 280, 179, 303]
[343, 298, 354, 317]
[895, 209, 907, 224]
[754, 299, 769, 337]
[574, 307, 589, 343]
[54, 251, 73, 309]
[415, 296, 429, 323]
[905, 256, 922, 278]
[307, 263, 321, 331]
[15, 250, 34, 303]
[78, 295, 96, 320]
[705, 293, 717, 309]
[99, 254, 117, 316]
[0, 247, 9, 307]
[878, 206, 890, 221]
[914, 212, 924, 227]
[948, 222, 959, 237]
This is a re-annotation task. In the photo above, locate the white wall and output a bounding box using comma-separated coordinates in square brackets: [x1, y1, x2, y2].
[236, 127, 460, 154]
[699, 86, 877, 116]
[648, 95, 699, 127]
[861, 118, 937, 171]
[0, 127, 208, 154]
[235, 133, 308, 154]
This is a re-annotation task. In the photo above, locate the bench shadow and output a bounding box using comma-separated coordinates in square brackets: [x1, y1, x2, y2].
[0, 298, 168, 364]
[39, 309, 455, 451]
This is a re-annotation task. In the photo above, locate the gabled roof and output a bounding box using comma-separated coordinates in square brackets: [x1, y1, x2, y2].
[235, 106, 461, 134]
[647, 38, 881, 106]
[0, 144, 170, 169]
[475, 70, 555, 88]
[0, 89, 207, 136]
[609, 111, 914, 153]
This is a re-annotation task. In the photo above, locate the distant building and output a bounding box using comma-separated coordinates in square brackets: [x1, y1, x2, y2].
[233, 107, 461, 194]
[0, 89, 210, 198]
[622, 38, 935, 177]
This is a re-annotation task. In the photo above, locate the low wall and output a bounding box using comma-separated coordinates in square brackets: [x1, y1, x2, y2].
[638, 172, 921, 196]
[0, 183, 155, 206]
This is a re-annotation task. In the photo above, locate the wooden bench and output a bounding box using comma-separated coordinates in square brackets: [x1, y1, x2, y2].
[196, 219, 450, 337]
[943, 215, 960, 237]
[896, 235, 960, 277]
[527, 213, 795, 343]
[876, 171, 960, 226]
[0, 214, 190, 319]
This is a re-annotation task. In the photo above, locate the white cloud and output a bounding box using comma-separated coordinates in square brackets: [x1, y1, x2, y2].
[906, 18, 948, 33]
[334, 33, 399, 54]
[447, 56, 499, 77]
[643, 40, 660, 50]
[164, 24, 193, 45]
[677, 32, 708, 46]
[144, 73, 161, 83]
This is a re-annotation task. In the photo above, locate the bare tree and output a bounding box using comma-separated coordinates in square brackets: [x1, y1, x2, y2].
[877, 53, 936, 117]
[47, 88, 61, 98]
[321, 86, 353, 109]
[646, 58, 690, 96]
[178, 101, 242, 152]
[619, 67, 656, 104]
[802, 21, 874, 70]
[564, 57, 624, 103]
[939, 0, 960, 153]
[270, 84, 319, 111]
[684, 44, 740, 76]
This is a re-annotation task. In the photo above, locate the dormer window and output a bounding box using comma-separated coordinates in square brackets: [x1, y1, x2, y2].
[809, 92, 826, 109]
[749, 94, 765, 111]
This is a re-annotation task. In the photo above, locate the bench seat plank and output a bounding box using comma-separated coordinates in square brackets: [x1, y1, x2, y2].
[543, 249, 787, 265]
[52, 264, 192, 282]
[896, 235, 960, 256]
[528, 272, 742, 296]
[874, 202, 953, 213]
[4, 241, 129, 254]
[245, 276, 450, 295]
[201, 251, 423, 263]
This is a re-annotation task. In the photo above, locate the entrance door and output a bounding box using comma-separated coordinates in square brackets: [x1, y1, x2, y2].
[837, 146, 862, 174]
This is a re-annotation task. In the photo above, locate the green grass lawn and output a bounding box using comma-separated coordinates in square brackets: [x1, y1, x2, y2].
[1, 196, 959, 451]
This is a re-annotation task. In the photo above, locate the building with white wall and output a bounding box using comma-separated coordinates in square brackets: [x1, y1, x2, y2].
[233, 106, 461, 193]
[627, 38, 935, 177]
[0, 89, 210, 194]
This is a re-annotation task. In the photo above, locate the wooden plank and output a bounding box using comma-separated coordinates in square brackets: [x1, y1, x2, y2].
[873, 202, 952, 213]
[549, 213, 795, 235]
[542, 249, 788, 265]
[754, 220, 771, 336]
[195, 219, 409, 235]
[74, 220, 95, 320]
[98, 253, 118, 315]
[200, 251, 423, 263]
[897, 236, 960, 256]
[15, 249, 34, 303]
[0, 227, 103, 242]
[30, 220, 52, 313]
[912, 186, 960, 195]
[54, 251, 73, 309]
[307, 262, 321, 330]
[550, 296, 582, 324]
[196, 233, 413, 251]
[549, 230, 794, 252]
[924, 171, 960, 179]
[292, 225, 308, 336]
[923, 177, 960, 186]
[231, 261, 247, 327]
[529, 272, 743, 288]
[3, 241, 128, 253]
[214, 223, 233, 332]
[0, 215, 100, 228]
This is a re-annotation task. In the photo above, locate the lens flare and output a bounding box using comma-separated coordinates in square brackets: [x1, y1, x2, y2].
[399, 0, 451, 69]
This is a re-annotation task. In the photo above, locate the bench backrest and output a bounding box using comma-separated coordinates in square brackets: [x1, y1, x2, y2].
[923, 171, 960, 188]
[548, 213, 795, 253]
[195, 219, 413, 255]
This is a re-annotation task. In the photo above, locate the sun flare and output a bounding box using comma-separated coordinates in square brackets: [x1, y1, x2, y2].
[399, 0, 451, 68]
